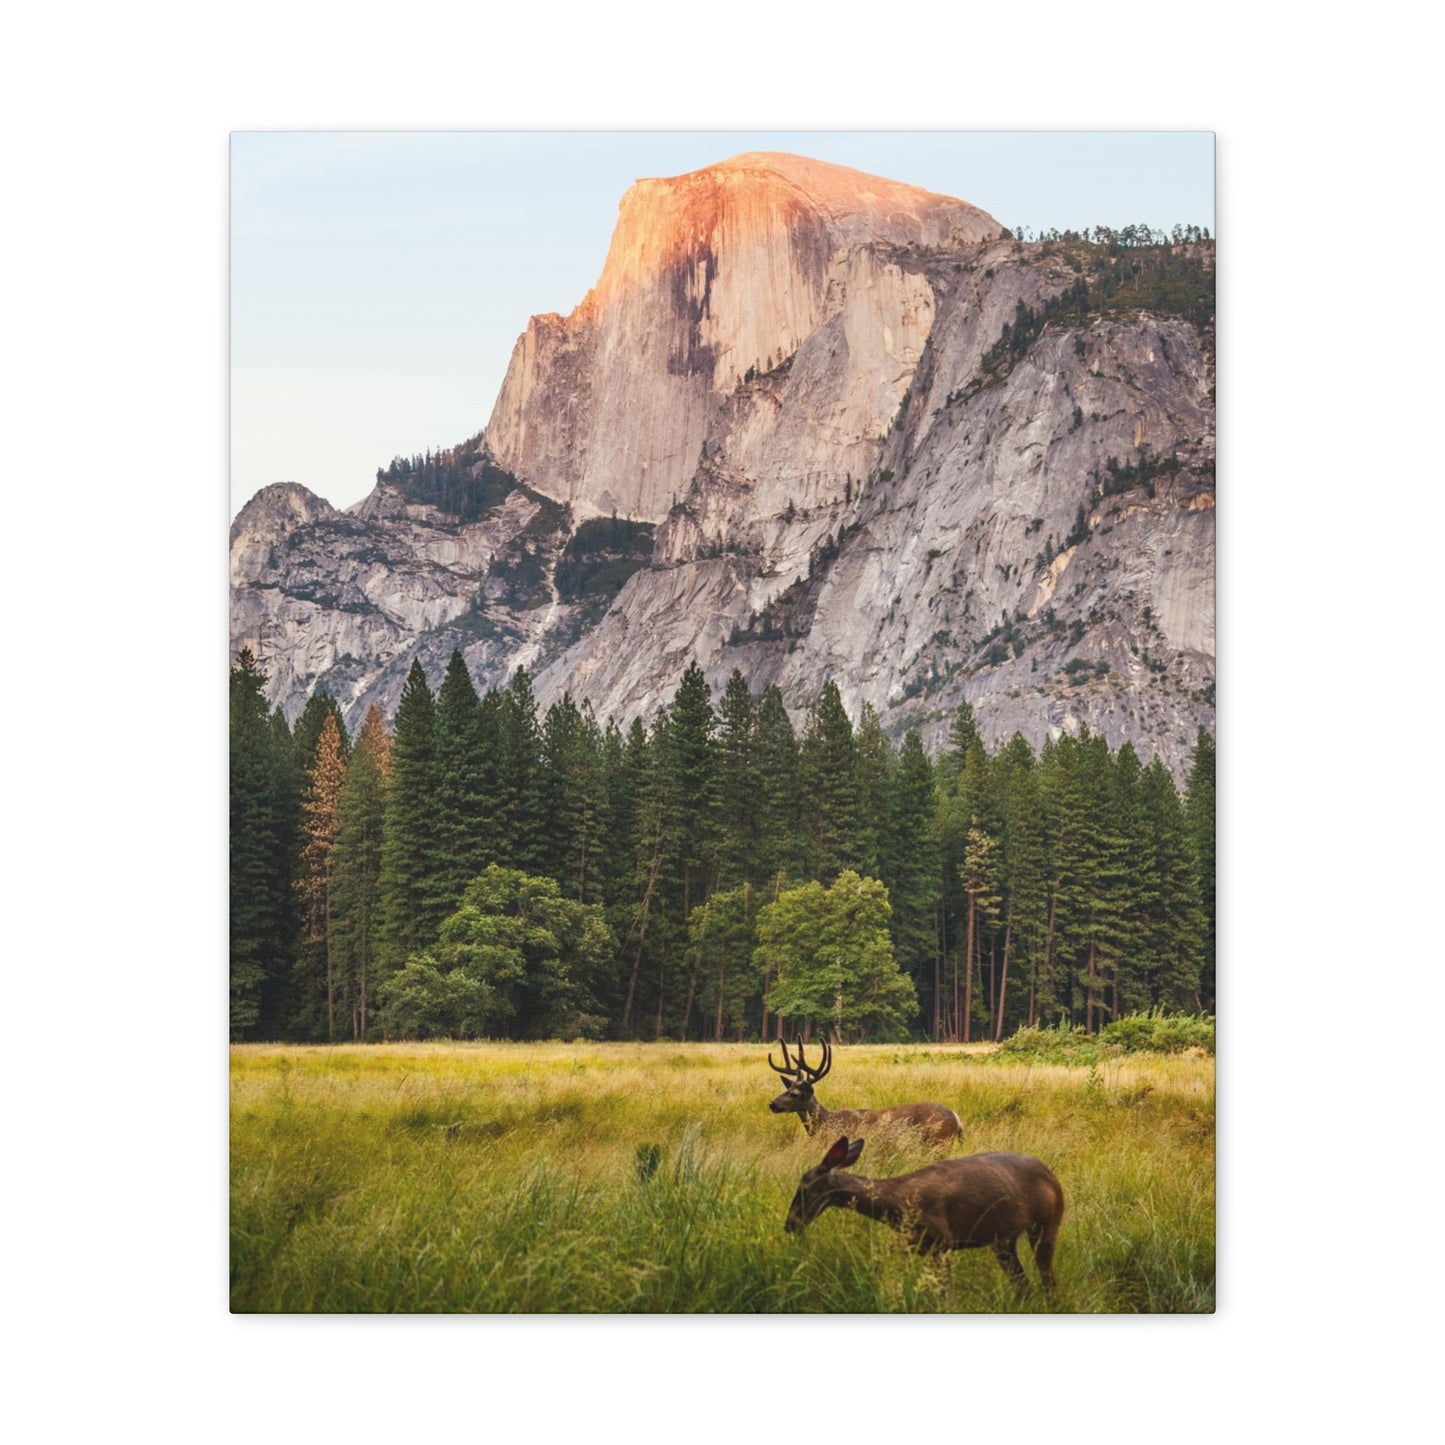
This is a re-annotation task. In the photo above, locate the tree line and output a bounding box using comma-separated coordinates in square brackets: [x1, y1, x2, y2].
[231, 648, 1214, 1044]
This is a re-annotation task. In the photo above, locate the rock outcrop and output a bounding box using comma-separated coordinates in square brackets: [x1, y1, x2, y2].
[230, 152, 1214, 776]
[484, 151, 1001, 522]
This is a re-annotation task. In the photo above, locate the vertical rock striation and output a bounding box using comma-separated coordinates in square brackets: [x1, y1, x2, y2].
[484, 152, 1002, 522]
[230, 152, 1214, 777]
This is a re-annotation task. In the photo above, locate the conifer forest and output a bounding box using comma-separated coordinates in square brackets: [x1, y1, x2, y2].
[231, 648, 1215, 1047]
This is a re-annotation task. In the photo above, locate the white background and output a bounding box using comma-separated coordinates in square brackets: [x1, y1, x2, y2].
[3, 2, 1437, 1441]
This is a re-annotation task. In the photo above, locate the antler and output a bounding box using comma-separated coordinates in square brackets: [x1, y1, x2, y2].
[793, 1035, 833, 1085]
[768, 1037, 801, 1078]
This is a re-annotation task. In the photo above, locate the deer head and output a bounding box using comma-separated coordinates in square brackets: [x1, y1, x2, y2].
[785, 1134, 865, 1232]
[768, 1035, 832, 1117]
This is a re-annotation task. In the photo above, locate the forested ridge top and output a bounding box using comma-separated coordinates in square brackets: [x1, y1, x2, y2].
[232, 645, 1214, 1050]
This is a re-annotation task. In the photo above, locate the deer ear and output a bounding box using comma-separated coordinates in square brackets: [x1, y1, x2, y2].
[845, 1139, 865, 1168]
[822, 1136, 855, 1170]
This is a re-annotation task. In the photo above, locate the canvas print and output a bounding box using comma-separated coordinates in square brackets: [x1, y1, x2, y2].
[229, 132, 1215, 1313]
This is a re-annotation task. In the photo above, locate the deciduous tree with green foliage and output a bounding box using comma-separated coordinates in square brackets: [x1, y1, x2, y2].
[377, 865, 617, 1040]
[757, 871, 917, 1041]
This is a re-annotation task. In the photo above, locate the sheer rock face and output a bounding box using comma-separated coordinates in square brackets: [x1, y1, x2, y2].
[484, 152, 1002, 522]
[229, 481, 562, 727]
[230, 152, 1215, 777]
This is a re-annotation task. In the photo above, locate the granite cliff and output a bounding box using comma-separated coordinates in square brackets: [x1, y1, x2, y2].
[230, 152, 1214, 775]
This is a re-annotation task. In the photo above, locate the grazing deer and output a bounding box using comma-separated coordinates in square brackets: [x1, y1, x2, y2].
[785, 1135, 1064, 1297]
[768, 1036, 962, 1146]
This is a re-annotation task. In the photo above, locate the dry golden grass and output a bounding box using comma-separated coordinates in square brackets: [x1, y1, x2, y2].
[231, 1040, 1214, 1313]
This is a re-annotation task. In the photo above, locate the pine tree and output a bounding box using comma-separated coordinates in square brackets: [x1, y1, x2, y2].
[599, 716, 639, 911]
[754, 685, 804, 887]
[618, 715, 665, 1034]
[1110, 742, 1151, 1019]
[379, 659, 444, 971]
[541, 695, 609, 904]
[230, 649, 293, 1038]
[883, 730, 939, 1024]
[294, 712, 347, 1039]
[667, 661, 723, 919]
[292, 689, 351, 772]
[853, 703, 894, 881]
[690, 883, 762, 1040]
[717, 669, 759, 889]
[1051, 731, 1131, 1032]
[1184, 728, 1216, 1011]
[936, 699, 981, 793]
[1141, 755, 1207, 1010]
[958, 819, 1001, 1041]
[623, 711, 688, 1037]
[500, 666, 546, 874]
[434, 649, 491, 910]
[331, 705, 391, 1039]
[993, 734, 1049, 1040]
[800, 680, 860, 883]
[265, 706, 305, 1034]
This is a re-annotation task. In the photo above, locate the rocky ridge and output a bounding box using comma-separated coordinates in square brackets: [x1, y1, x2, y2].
[230, 152, 1215, 776]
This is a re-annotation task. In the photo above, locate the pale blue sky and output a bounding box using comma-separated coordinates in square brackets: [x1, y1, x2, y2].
[230, 131, 1214, 517]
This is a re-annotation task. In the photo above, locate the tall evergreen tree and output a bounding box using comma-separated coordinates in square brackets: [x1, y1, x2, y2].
[541, 695, 609, 904]
[617, 714, 665, 1035]
[624, 711, 690, 1037]
[1141, 755, 1207, 1010]
[717, 669, 760, 889]
[1110, 742, 1152, 1019]
[500, 666, 546, 874]
[331, 705, 391, 1039]
[957, 817, 1001, 1041]
[266, 705, 305, 1033]
[853, 703, 894, 881]
[292, 689, 351, 772]
[379, 659, 445, 971]
[293, 712, 347, 1039]
[800, 680, 860, 883]
[753, 685, 804, 887]
[1051, 731, 1131, 1032]
[229, 649, 294, 1038]
[936, 699, 981, 794]
[690, 883, 762, 1040]
[667, 661, 723, 920]
[434, 649, 491, 909]
[599, 716, 640, 911]
[883, 730, 939, 1023]
[1184, 728, 1216, 1011]
[993, 734, 1050, 1039]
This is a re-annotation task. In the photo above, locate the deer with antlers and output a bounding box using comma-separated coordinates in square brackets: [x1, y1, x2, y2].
[785, 1135, 1063, 1297]
[767, 1036, 962, 1146]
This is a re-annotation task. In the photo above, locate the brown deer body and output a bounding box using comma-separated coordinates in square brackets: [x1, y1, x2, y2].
[786, 1136, 1064, 1296]
[768, 1037, 962, 1147]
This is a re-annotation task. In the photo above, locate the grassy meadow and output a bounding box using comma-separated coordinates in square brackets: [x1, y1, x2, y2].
[230, 1040, 1214, 1313]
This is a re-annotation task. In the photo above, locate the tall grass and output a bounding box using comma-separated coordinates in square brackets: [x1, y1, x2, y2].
[231, 1041, 1213, 1313]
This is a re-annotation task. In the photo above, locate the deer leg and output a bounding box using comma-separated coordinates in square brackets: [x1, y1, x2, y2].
[992, 1239, 1028, 1294]
[1031, 1228, 1059, 1300]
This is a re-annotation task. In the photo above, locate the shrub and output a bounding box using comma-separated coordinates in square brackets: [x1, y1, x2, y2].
[1100, 1009, 1214, 1055]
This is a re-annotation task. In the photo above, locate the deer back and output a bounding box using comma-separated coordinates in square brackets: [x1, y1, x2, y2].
[810, 1101, 961, 1145]
[768, 1037, 962, 1146]
[801, 1149, 1062, 1252]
